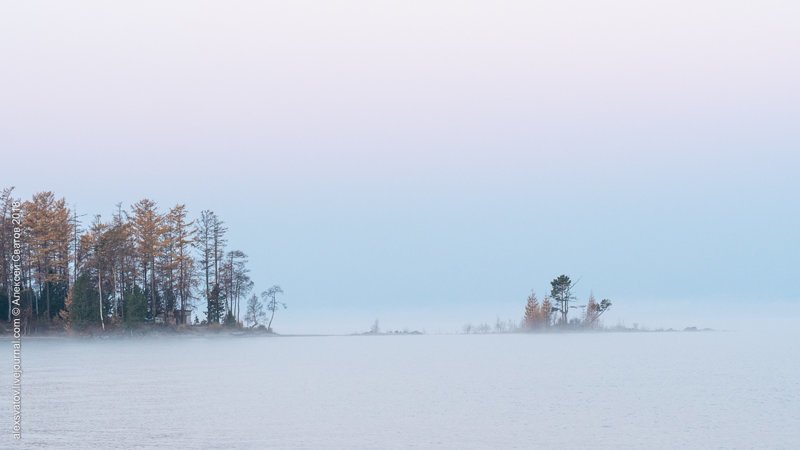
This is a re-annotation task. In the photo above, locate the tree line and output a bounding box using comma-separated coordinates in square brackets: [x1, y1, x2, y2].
[522, 274, 612, 330]
[0, 187, 284, 334]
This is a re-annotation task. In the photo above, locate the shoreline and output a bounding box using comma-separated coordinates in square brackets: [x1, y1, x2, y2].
[0, 326, 719, 340]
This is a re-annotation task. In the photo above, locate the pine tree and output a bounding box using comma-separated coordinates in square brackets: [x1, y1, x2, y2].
[207, 284, 223, 324]
[70, 273, 99, 329]
[123, 285, 147, 325]
[550, 275, 575, 326]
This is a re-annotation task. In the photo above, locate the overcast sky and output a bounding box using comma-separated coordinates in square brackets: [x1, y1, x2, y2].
[2, 1, 798, 333]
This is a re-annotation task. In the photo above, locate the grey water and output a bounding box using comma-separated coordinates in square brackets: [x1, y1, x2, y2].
[8, 331, 799, 448]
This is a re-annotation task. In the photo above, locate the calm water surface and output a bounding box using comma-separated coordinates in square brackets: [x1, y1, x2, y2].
[8, 331, 799, 448]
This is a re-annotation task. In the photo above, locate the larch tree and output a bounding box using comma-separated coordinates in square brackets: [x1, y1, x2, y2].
[523, 291, 540, 329]
[584, 293, 599, 327]
[22, 192, 51, 320]
[131, 199, 164, 320]
[23, 192, 72, 323]
[540, 295, 553, 328]
[166, 204, 195, 324]
[48, 197, 72, 322]
[2, 191, 279, 333]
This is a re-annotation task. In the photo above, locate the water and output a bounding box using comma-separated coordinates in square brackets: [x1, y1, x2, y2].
[10, 331, 800, 448]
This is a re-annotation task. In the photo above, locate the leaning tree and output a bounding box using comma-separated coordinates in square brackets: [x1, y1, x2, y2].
[261, 285, 285, 332]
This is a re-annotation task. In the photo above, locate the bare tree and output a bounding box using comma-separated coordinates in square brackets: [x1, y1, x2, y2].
[494, 317, 505, 333]
[196, 210, 225, 324]
[261, 285, 285, 332]
[222, 250, 250, 325]
[244, 293, 264, 328]
[0, 187, 15, 322]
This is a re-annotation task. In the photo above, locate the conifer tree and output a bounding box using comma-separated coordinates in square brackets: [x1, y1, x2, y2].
[48, 197, 72, 319]
[523, 291, 540, 329]
[79, 216, 114, 330]
[540, 295, 553, 328]
[69, 273, 98, 329]
[166, 204, 195, 324]
[584, 293, 599, 327]
[22, 192, 72, 322]
[131, 199, 164, 320]
[104, 205, 133, 319]
[550, 275, 575, 326]
[1, 191, 278, 333]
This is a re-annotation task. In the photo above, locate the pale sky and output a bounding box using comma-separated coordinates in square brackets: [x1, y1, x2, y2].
[2, 1, 798, 333]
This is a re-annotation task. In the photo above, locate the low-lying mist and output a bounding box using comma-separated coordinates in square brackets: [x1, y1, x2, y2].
[10, 329, 799, 448]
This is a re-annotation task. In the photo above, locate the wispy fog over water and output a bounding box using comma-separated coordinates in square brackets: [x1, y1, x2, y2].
[15, 331, 799, 448]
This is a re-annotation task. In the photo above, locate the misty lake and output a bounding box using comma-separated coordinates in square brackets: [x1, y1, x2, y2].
[11, 331, 799, 448]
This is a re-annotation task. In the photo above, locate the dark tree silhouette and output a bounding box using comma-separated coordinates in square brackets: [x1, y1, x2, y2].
[262, 285, 285, 332]
[550, 274, 576, 325]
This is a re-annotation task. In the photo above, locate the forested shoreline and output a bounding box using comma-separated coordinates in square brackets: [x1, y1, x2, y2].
[0, 187, 623, 337]
[0, 187, 282, 335]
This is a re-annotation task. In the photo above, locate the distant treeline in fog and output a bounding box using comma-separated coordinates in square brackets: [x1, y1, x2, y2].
[521, 275, 612, 330]
[0, 187, 283, 335]
[464, 275, 614, 334]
